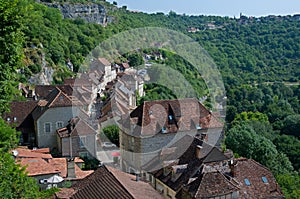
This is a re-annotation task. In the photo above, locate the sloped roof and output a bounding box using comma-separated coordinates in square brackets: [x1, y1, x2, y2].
[17, 158, 59, 176]
[144, 135, 228, 192]
[71, 166, 134, 199]
[128, 98, 223, 136]
[3, 101, 37, 127]
[107, 166, 163, 199]
[32, 87, 75, 120]
[98, 57, 111, 66]
[186, 171, 239, 198]
[13, 147, 52, 159]
[35, 85, 73, 98]
[56, 118, 97, 138]
[232, 158, 284, 198]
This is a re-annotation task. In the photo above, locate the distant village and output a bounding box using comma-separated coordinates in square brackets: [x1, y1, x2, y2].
[3, 55, 284, 198]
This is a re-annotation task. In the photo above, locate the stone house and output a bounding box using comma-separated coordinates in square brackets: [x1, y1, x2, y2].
[3, 101, 38, 146]
[141, 135, 283, 199]
[119, 98, 224, 174]
[32, 87, 83, 150]
[56, 117, 97, 158]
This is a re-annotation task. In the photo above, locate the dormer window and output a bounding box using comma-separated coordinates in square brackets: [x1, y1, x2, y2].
[7, 117, 11, 122]
[244, 178, 251, 186]
[262, 176, 268, 183]
[162, 127, 167, 133]
[196, 124, 201, 130]
[13, 117, 17, 122]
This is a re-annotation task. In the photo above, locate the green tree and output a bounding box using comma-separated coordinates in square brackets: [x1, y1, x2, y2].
[102, 125, 120, 146]
[0, 0, 28, 113]
[225, 123, 293, 175]
[0, 118, 40, 198]
[127, 53, 144, 67]
[276, 174, 300, 199]
[281, 114, 300, 137]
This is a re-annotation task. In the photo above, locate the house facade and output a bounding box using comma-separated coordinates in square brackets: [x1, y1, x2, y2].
[32, 87, 83, 150]
[56, 117, 97, 158]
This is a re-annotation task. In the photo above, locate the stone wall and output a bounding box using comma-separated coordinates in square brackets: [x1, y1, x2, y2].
[44, 2, 110, 26]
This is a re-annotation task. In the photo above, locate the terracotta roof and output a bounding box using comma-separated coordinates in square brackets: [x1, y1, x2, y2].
[31, 148, 50, 154]
[13, 147, 52, 159]
[128, 98, 223, 136]
[107, 166, 163, 199]
[48, 158, 93, 180]
[49, 158, 68, 178]
[71, 166, 134, 199]
[3, 101, 37, 127]
[17, 158, 59, 176]
[185, 171, 239, 198]
[232, 158, 284, 198]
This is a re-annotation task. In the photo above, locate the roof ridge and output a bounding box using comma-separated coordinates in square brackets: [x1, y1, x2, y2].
[48, 87, 62, 108]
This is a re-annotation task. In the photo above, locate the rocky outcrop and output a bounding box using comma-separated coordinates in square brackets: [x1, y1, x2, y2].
[45, 2, 110, 26]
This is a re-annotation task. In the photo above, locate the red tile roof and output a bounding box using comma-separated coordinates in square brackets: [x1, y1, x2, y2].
[107, 166, 163, 199]
[13, 147, 52, 159]
[17, 158, 59, 176]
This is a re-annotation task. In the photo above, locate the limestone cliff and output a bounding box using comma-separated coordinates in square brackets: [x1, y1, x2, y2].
[44, 2, 112, 26]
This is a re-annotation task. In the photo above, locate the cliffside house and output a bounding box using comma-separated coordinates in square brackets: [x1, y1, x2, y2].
[119, 98, 224, 173]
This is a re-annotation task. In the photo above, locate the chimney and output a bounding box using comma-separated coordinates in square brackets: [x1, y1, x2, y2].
[201, 133, 208, 142]
[135, 171, 140, 182]
[67, 158, 76, 179]
[229, 159, 235, 177]
[196, 145, 203, 159]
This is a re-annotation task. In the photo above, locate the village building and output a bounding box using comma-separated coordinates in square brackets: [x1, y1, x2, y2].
[119, 98, 224, 174]
[56, 117, 97, 158]
[13, 147, 93, 190]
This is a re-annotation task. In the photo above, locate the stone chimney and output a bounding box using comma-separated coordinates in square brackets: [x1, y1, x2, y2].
[201, 133, 208, 142]
[67, 158, 76, 179]
[196, 145, 203, 159]
[229, 159, 236, 177]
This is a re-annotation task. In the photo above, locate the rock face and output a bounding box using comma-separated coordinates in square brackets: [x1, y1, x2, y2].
[45, 2, 110, 26]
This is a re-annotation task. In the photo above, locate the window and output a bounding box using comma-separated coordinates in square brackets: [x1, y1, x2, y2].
[244, 178, 251, 186]
[196, 124, 202, 130]
[79, 136, 86, 148]
[44, 123, 51, 133]
[56, 121, 64, 129]
[162, 127, 167, 133]
[262, 176, 268, 183]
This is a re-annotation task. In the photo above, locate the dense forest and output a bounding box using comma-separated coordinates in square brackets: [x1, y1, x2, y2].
[0, 0, 300, 198]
